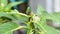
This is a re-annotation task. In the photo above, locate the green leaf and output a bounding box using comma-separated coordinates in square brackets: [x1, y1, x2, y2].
[0, 11, 28, 22]
[37, 5, 48, 16]
[0, 12, 16, 20]
[39, 24, 60, 34]
[0, 0, 8, 7]
[6, 31, 13, 34]
[0, 0, 8, 6]
[27, 29, 33, 34]
[10, 10, 29, 21]
[35, 20, 60, 34]
[33, 15, 60, 34]
[34, 17, 60, 34]
[46, 12, 60, 22]
[0, 0, 8, 11]
[0, 22, 20, 34]
[4, 1, 23, 11]
[26, 7, 30, 14]
[13, 14, 28, 21]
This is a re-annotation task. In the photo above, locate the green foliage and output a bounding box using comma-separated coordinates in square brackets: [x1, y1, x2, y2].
[0, 0, 28, 34]
[0, 0, 60, 34]
[35, 5, 60, 34]
[4, 2, 23, 11]
[7, 31, 13, 34]
[26, 7, 30, 14]
[45, 12, 60, 22]
[0, 0, 8, 10]
[0, 22, 19, 34]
